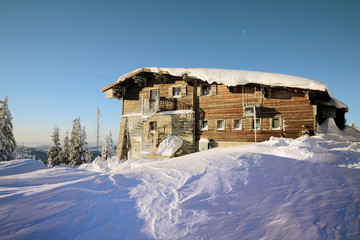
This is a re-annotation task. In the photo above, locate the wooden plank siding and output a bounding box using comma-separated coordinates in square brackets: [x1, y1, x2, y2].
[121, 77, 316, 146]
[198, 84, 316, 142]
[122, 84, 142, 115]
[102, 69, 348, 159]
[123, 79, 194, 115]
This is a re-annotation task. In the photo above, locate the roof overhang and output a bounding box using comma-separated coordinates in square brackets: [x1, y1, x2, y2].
[320, 92, 349, 112]
[102, 68, 351, 110]
[101, 67, 329, 93]
[101, 68, 170, 92]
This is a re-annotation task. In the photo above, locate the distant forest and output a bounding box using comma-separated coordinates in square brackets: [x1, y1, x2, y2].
[16, 146, 116, 164]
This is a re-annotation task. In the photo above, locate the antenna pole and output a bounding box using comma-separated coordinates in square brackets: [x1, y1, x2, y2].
[96, 107, 100, 156]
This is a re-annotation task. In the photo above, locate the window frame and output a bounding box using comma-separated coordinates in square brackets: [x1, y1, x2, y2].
[201, 120, 209, 131]
[323, 108, 336, 119]
[149, 121, 157, 134]
[201, 85, 212, 96]
[149, 89, 159, 102]
[172, 85, 182, 98]
[233, 119, 242, 130]
[252, 118, 261, 130]
[217, 119, 225, 131]
[271, 118, 281, 130]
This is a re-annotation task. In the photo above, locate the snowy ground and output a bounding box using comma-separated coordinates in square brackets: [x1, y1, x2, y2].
[1, 120, 360, 239]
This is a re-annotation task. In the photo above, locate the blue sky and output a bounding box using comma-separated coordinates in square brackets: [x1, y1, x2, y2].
[1, 0, 359, 146]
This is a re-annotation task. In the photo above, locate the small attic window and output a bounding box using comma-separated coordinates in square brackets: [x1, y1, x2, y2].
[323, 109, 336, 119]
[202, 85, 211, 96]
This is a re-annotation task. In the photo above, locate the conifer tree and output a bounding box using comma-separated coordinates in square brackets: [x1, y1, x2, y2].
[0, 97, 17, 161]
[102, 130, 115, 160]
[47, 126, 62, 166]
[69, 118, 91, 166]
[80, 126, 92, 163]
[59, 131, 70, 164]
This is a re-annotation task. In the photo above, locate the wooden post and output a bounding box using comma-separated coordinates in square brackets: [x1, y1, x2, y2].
[141, 95, 144, 117]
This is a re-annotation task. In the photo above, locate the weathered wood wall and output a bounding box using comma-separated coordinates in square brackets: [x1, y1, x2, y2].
[120, 75, 317, 153]
[198, 85, 316, 142]
[122, 78, 194, 115]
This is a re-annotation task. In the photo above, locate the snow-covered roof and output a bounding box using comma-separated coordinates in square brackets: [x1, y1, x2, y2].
[320, 95, 348, 110]
[115, 67, 328, 92]
[103, 67, 348, 110]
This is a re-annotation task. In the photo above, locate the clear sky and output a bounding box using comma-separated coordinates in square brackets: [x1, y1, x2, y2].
[1, 0, 359, 147]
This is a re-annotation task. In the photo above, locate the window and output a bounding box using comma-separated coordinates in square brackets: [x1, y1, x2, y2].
[234, 119, 242, 130]
[323, 109, 336, 119]
[150, 89, 158, 102]
[201, 120, 209, 130]
[149, 89, 159, 110]
[149, 121, 157, 133]
[252, 119, 261, 130]
[243, 103, 260, 117]
[202, 85, 211, 96]
[172, 86, 181, 97]
[217, 120, 225, 130]
[244, 106, 255, 117]
[272, 118, 281, 130]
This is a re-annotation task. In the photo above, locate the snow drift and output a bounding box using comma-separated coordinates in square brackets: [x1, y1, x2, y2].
[318, 118, 342, 135]
[156, 135, 183, 157]
[1, 125, 360, 239]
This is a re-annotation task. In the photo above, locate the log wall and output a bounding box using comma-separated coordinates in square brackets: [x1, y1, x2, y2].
[121, 78, 317, 149]
[122, 79, 193, 115]
[198, 85, 316, 142]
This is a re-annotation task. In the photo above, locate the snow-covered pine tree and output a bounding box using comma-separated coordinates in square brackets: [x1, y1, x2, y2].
[101, 135, 107, 160]
[102, 130, 115, 160]
[59, 130, 70, 164]
[47, 126, 62, 166]
[0, 97, 17, 161]
[69, 118, 81, 166]
[80, 126, 92, 163]
[69, 118, 91, 166]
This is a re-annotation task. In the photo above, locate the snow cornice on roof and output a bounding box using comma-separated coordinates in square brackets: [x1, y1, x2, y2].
[114, 67, 328, 92]
[101, 67, 348, 110]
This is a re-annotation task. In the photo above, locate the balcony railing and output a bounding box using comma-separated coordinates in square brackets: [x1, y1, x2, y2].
[158, 97, 193, 111]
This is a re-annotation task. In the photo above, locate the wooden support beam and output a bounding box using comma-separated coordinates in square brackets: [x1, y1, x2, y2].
[182, 73, 195, 86]
[133, 75, 147, 87]
[154, 73, 168, 84]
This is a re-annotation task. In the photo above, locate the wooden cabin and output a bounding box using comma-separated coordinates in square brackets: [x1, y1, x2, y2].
[101, 68, 348, 160]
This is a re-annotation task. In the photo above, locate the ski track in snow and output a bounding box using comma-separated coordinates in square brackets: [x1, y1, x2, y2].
[1, 124, 360, 239]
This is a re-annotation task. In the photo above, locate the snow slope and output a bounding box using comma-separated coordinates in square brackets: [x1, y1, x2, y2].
[1, 124, 360, 239]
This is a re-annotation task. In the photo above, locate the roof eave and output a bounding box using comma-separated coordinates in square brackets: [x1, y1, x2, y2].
[101, 68, 155, 92]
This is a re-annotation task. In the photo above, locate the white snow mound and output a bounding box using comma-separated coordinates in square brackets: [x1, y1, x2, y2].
[79, 156, 124, 173]
[316, 118, 360, 142]
[317, 118, 342, 134]
[156, 135, 183, 156]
